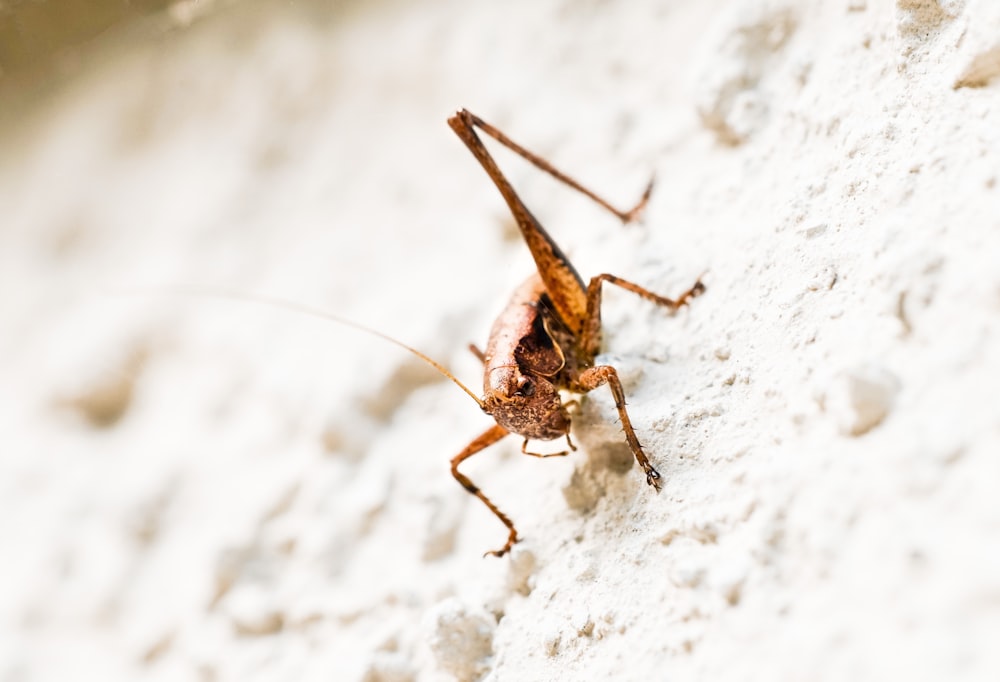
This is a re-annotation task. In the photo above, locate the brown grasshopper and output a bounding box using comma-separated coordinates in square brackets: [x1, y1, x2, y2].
[161, 110, 703, 558]
[445, 109, 704, 557]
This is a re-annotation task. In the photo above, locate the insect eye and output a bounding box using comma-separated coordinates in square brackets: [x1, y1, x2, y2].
[515, 378, 535, 397]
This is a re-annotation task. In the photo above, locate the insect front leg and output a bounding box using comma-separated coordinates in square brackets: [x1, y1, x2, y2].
[573, 275, 705, 489]
[520, 434, 576, 458]
[574, 365, 663, 491]
[449, 423, 520, 557]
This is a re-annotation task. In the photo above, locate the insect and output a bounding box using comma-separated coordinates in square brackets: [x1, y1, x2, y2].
[160, 110, 703, 558]
[444, 109, 704, 556]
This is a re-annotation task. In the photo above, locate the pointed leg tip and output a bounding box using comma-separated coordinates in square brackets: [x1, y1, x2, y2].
[484, 535, 520, 558]
[621, 205, 648, 225]
[620, 178, 656, 224]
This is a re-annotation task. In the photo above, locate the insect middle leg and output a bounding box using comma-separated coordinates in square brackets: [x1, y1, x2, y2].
[579, 274, 706, 358]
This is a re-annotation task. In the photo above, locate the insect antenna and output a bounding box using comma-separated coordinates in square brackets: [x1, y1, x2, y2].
[122, 287, 485, 409]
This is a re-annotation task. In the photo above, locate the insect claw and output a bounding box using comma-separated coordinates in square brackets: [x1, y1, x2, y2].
[620, 175, 655, 224]
[484, 533, 519, 558]
[646, 468, 662, 491]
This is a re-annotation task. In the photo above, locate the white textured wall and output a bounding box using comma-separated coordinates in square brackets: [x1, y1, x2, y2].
[2, 1, 998, 680]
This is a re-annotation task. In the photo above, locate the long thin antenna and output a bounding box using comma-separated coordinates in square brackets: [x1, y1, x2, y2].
[124, 287, 485, 409]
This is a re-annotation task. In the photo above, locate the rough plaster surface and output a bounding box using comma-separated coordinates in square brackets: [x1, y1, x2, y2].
[2, 1, 999, 680]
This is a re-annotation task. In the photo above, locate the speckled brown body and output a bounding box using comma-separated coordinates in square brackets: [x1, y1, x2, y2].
[481, 275, 579, 440]
[447, 109, 704, 557]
